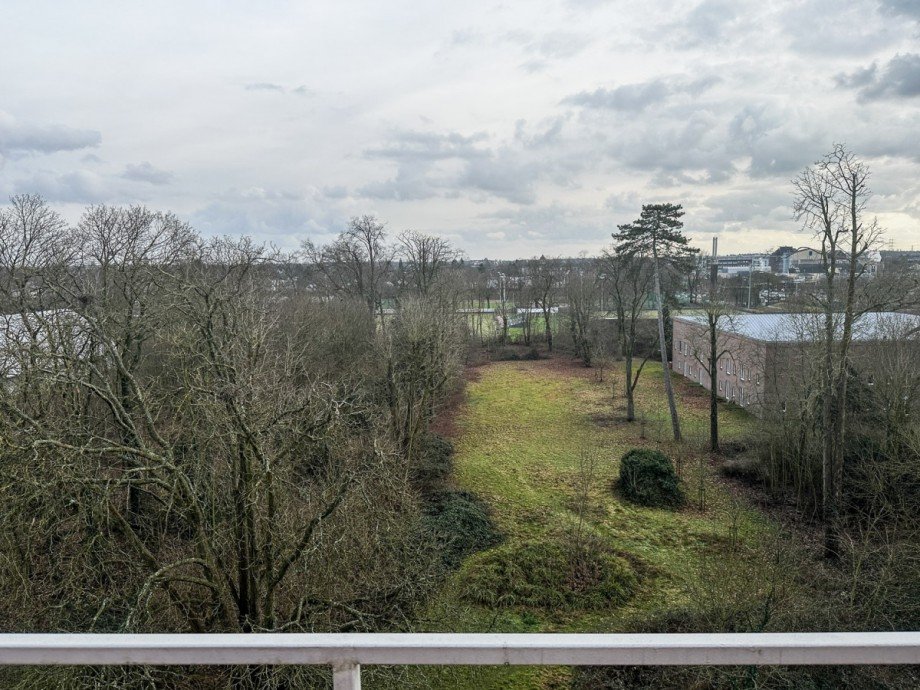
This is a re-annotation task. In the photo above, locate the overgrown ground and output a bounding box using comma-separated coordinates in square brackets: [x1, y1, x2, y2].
[363, 356, 796, 688]
[367, 355, 915, 689]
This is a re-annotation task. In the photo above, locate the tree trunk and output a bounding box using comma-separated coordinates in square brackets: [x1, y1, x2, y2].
[821, 274, 839, 559]
[708, 315, 719, 453]
[653, 257, 681, 441]
[624, 351, 635, 421]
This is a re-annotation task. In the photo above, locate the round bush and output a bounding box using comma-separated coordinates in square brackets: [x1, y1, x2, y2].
[458, 539, 636, 610]
[423, 490, 502, 568]
[618, 448, 684, 508]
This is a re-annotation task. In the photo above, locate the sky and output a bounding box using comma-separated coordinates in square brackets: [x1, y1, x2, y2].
[0, 0, 919, 259]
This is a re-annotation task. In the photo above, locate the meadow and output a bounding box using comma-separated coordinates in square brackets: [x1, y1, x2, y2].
[371, 356, 805, 689]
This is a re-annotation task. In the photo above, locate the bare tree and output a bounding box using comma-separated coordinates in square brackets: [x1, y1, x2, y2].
[603, 249, 656, 422]
[303, 215, 394, 322]
[0, 235, 389, 639]
[383, 295, 467, 464]
[793, 144, 884, 558]
[685, 249, 736, 452]
[565, 261, 600, 367]
[398, 230, 459, 298]
[0, 194, 71, 314]
[686, 300, 736, 453]
[529, 256, 561, 351]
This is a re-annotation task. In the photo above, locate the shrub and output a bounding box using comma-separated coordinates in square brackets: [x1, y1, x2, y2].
[720, 456, 766, 485]
[521, 346, 541, 361]
[458, 538, 636, 609]
[489, 346, 520, 361]
[412, 433, 454, 487]
[618, 448, 684, 508]
[423, 490, 501, 568]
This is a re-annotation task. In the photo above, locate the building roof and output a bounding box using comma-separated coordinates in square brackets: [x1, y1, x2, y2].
[674, 312, 920, 343]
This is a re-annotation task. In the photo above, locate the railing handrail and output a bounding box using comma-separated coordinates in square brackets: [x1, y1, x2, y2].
[0, 632, 918, 666]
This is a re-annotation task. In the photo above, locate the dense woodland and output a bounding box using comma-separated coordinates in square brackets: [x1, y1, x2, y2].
[0, 146, 919, 688]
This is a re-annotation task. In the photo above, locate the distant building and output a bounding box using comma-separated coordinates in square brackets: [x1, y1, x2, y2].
[769, 246, 797, 274]
[787, 247, 882, 279]
[716, 254, 771, 276]
[879, 250, 920, 273]
[787, 247, 825, 274]
[671, 312, 920, 415]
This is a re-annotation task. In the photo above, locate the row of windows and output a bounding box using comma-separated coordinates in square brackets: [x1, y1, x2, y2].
[675, 346, 761, 391]
[717, 380, 748, 405]
[677, 362, 750, 405]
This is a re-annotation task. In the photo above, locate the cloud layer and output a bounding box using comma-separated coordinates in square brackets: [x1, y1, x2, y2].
[0, 0, 918, 258]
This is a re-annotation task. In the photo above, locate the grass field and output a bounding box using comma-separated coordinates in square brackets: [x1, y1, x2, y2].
[372, 356, 803, 689]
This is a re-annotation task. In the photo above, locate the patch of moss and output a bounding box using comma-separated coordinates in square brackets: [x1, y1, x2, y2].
[458, 538, 636, 610]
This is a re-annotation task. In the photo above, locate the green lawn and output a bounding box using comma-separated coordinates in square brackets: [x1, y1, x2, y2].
[372, 357, 787, 689]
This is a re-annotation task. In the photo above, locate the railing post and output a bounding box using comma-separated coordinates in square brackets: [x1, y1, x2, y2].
[332, 661, 360, 689]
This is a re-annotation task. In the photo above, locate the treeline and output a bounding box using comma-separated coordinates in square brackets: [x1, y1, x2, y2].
[0, 199, 479, 687]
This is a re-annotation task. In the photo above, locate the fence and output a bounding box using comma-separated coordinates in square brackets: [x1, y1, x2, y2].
[1, 632, 918, 689]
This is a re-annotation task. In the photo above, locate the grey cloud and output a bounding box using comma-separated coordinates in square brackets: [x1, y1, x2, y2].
[835, 64, 879, 90]
[0, 114, 101, 155]
[529, 32, 588, 59]
[477, 202, 609, 245]
[514, 118, 566, 149]
[359, 166, 446, 201]
[836, 53, 920, 101]
[782, 0, 896, 56]
[728, 105, 827, 177]
[566, 80, 671, 112]
[604, 191, 642, 215]
[189, 188, 345, 248]
[13, 169, 111, 203]
[244, 83, 312, 96]
[702, 187, 791, 224]
[461, 152, 538, 205]
[322, 185, 349, 199]
[683, 0, 739, 44]
[365, 130, 489, 163]
[519, 59, 548, 74]
[853, 113, 920, 161]
[500, 29, 590, 70]
[449, 28, 482, 46]
[245, 82, 285, 92]
[878, 0, 920, 20]
[607, 109, 735, 181]
[563, 75, 720, 112]
[121, 161, 174, 185]
[360, 126, 592, 205]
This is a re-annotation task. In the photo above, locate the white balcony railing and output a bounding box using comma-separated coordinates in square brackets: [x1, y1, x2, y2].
[0, 632, 918, 689]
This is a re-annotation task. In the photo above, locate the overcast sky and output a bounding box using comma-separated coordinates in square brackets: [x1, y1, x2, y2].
[1, 0, 918, 258]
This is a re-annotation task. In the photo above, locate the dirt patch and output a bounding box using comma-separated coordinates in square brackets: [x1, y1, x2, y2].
[590, 412, 623, 427]
[537, 353, 597, 379]
[711, 460, 825, 550]
[430, 367, 481, 440]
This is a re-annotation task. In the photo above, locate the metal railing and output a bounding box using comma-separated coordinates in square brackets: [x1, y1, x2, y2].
[0, 632, 918, 689]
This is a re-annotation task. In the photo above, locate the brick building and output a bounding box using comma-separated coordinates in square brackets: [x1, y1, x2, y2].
[671, 312, 920, 415]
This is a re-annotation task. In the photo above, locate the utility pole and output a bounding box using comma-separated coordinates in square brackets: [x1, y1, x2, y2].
[747, 256, 754, 309]
[710, 237, 718, 294]
[498, 272, 508, 343]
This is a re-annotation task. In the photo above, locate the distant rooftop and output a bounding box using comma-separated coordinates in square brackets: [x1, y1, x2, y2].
[675, 312, 920, 343]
